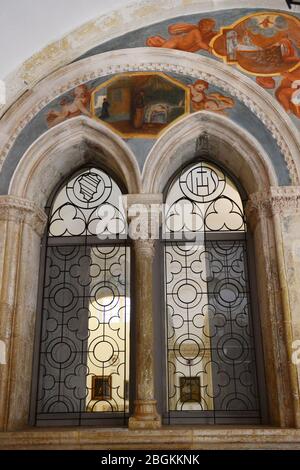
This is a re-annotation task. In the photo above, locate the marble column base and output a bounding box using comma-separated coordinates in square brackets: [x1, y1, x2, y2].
[128, 400, 161, 429]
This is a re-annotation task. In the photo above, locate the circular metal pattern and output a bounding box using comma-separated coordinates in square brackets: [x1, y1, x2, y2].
[214, 279, 244, 309]
[88, 336, 120, 368]
[66, 169, 112, 209]
[36, 168, 130, 424]
[173, 334, 205, 367]
[165, 161, 261, 424]
[48, 168, 126, 237]
[165, 161, 245, 234]
[45, 337, 78, 370]
[217, 333, 249, 365]
[37, 241, 130, 421]
[91, 281, 120, 312]
[179, 163, 226, 203]
[172, 279, 202, 309]
[48, 282, 79, 313]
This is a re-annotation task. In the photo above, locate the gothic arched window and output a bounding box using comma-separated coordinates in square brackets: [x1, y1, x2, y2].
[163, 160, 267, 425]
[31, 167, 131, 426]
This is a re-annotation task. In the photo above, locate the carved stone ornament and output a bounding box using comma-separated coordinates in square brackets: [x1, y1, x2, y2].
[246, 187, 300, 221]
[0, 196, 47, 236]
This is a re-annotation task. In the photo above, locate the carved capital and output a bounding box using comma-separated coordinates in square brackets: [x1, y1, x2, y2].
[126, 194, 163, 240]
[0, 196, 47, 237]
[133, 239, 156, 258]
[246, 187, 300, 226]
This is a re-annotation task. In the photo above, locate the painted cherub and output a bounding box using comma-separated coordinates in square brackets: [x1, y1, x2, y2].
[46, 84, 91, 127]
[146, 18, 218, 53]
[275, 68, 300, 115]
[189, 80, 234, 113]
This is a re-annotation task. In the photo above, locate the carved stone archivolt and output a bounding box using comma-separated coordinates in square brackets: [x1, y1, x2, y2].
[0, 49, 299, 186]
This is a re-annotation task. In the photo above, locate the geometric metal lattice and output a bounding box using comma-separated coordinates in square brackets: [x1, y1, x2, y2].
[164, 161, 262, 424]
[33, 168, 130, 426]
[164, 161, 245, 234]
[49, 167, 126, 237]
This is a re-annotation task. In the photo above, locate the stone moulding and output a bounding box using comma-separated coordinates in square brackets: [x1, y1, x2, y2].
[0, 195, 47, 236]
[1, 427, 300, 450]
[142, 111, 277, 193]
[0, 49, 299, 187]
[246, 187, 300, 220]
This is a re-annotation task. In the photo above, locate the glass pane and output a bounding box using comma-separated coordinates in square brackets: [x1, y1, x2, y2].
[36, 244, 130, 423]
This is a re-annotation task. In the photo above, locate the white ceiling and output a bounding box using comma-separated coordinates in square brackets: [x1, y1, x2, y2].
[0, 0, 293, 79]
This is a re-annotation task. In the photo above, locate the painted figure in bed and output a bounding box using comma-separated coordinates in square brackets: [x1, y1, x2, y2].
[212, 13, 300, 75]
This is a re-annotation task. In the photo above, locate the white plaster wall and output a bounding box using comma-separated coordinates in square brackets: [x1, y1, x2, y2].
[0, 0, 128, 79]
[0, 0, 293, 79]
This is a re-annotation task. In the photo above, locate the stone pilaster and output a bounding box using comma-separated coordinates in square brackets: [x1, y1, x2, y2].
[246, 187, 300, 428]
[0, 196, 47, 430]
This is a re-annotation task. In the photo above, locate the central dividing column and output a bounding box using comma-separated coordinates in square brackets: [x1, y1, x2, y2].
[127, 194, 162, 429]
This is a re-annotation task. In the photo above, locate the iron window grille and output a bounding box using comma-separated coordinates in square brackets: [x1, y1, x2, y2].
[31, 167, 131, 426]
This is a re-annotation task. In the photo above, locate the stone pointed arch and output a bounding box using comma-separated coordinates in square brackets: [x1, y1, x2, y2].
[8, 116, 142, 208]
[1, 48, 299, 188]
[142, 111, 277, 195]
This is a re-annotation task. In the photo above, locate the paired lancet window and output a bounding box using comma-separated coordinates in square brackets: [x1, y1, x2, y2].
[31, 162, 266, 426]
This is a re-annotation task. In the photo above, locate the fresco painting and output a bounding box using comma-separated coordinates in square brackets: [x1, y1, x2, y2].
[146, 12, 300, 120]
[275, 68, 300, 117]
[90, 73, 188, 138]
[189, 79, 234, 113]
[44, 73, 235, 137]
[47, 85, 92, 128]
[0, 9, 294, 196]
[212, 13, 300, 75]
[146, 18, 218, 53]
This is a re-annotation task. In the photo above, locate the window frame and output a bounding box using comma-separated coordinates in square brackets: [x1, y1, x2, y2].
[157, 157, 269, 425]
[29, 165, 135, 427]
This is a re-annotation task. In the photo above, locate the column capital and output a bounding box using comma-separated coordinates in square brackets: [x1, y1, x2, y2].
[124, 193, 163, 208]
[246, 186, 300, 225]
[125, 194, 163, 241]
[133, 239, 156, 258]
[0, 195, 47, 237]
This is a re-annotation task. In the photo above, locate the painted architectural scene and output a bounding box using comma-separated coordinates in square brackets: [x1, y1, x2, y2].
[91, 73, 188, 137]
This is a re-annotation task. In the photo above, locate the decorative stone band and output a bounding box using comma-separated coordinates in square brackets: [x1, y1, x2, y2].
[0, 196, 47, 237]
[246, 187, 300, 224]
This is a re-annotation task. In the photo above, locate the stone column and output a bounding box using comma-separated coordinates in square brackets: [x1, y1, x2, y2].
[0, 196, 47, 431]
[246, 187, 300, 428]
[126, 194, 162, 429]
